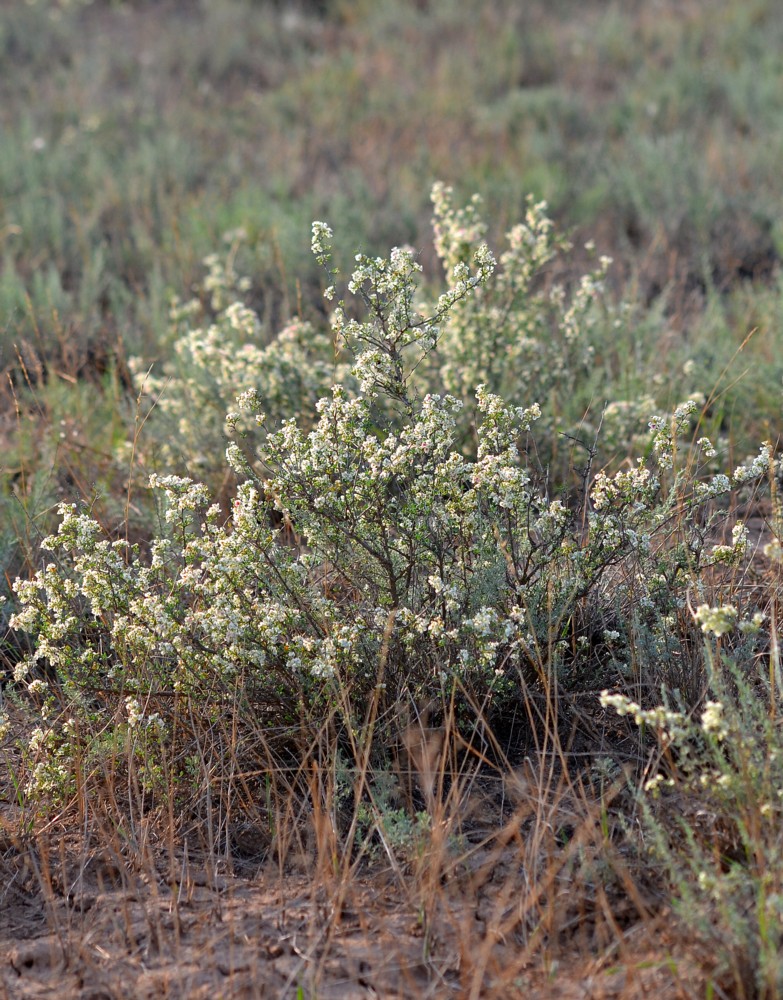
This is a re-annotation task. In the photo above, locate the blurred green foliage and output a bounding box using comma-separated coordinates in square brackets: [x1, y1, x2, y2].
[0, 0, 782, 555]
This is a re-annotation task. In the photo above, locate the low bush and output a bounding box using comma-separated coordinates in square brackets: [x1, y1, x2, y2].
[4, 188, 775, 830]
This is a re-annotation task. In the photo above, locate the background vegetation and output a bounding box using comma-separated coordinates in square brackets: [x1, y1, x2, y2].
[1, 1, 783, 996]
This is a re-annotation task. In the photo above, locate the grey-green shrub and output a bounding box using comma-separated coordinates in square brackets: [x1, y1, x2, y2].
[602, 630, 783, 999]
[8, 189, 775, 812]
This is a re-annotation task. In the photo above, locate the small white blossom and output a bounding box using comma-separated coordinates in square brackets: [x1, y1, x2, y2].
[700, 700, 728, 740]
[694, 603, 738, 637]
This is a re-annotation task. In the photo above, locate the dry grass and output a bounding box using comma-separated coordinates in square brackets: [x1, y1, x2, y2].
[0, 691, 719, 999]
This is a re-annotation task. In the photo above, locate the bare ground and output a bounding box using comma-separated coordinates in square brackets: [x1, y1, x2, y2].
[0, 798, 709, 1000]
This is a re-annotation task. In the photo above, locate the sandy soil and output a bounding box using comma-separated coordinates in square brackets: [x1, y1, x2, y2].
[0, 801, 705, 1000]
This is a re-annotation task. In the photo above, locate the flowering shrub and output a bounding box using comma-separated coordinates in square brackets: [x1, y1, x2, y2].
[8, 187, 777, 815]
[130, 238, 343, 488]
[428, 183, 610, 455]
[133, 186, 612, 491]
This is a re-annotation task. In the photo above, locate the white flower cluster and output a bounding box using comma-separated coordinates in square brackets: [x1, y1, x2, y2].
[125, 697, 163, 732]
[700, 700, 728, 740]
[429, 186, 602, 451]
[130, 249, 341, 490]
[599, 691, 687, 738]
[738, 611, 765, 636]
[693, 603, 738, 637]
[311, 220, 333, 265]
[694, 474, 732, 501]
[591, 462, 658, 512]
[696, 436, 718, 459]
[649, 399, 700, 470]
[732, 443, 773, 485]
[710, 521, 749, 566]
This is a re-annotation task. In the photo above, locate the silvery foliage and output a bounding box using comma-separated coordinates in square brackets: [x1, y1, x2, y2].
[129, 240, 344, 480]
[10, 188, 775, 798]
